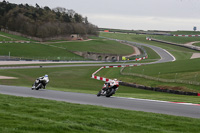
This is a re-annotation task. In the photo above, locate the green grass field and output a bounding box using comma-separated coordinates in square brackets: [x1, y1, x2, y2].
[0, 31, 33, 41]
[0, 35, 15, 41]
[1, 94, 200, 133]
[46, 38, 134, 55]
[0, 42, 85, 60]
[142, 46, 160, 60]
[122, 58, 200, 81]
[0, 66, 102, 93]
[0, 32, 135, 61]
[121, 58, 200, 91]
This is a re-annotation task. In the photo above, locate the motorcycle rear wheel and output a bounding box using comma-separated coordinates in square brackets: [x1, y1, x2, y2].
[106, 89, 115, 97]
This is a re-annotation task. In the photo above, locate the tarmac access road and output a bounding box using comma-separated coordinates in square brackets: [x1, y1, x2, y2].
[0, 85, 200, 119]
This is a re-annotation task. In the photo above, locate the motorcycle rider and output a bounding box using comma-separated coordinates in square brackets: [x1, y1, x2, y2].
[97, 78, 119, 97]
[102, 79, 119, 91]
[37, 74, 49, 89]
[110, 78, 119, 90]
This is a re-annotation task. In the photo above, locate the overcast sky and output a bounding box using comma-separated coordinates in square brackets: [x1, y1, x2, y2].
[5, 0, 200, 31]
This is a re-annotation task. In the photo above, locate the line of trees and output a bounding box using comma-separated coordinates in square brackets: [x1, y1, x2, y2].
[0, 1, 99, 38]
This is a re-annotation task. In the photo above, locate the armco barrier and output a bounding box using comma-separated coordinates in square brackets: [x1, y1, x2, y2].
[173, 35, 200, 37]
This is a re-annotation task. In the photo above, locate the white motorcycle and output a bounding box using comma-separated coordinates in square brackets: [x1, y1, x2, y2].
[97, 81, 119, 97]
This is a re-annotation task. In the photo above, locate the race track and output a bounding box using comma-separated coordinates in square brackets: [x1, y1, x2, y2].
[1, 40, 196, 119]
[0, 85, 200, 118]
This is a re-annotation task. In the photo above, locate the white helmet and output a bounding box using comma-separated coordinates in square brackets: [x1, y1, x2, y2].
[114, 79, 117, 81]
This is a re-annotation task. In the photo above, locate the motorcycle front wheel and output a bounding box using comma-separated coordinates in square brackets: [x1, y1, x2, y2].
[97, 90, 101, 97]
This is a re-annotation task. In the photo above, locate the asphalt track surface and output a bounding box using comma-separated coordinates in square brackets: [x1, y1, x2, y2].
[2, 40, 198, 119]
[0, 85, 200, 118]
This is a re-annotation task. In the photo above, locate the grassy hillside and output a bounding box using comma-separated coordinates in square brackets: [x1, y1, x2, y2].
[122, 58, 200, 88]
[142, 46, 160, 60]
[0, 42, 85, 60]
[0, 36, 11, 41]
[0, 35, 15, 41]
[0, 31, 34, 41]
[47, 38, 134, 55]
[123, 58, 200, 80]
[1, 94, 200, 133]
[0, 32, 134, 60]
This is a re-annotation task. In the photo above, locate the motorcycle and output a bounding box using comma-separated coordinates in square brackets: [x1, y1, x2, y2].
[31, 78, 44, 90]
[97, 82, 118, 97]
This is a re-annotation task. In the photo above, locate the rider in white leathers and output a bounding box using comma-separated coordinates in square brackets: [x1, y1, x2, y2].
[103, 79, 119, 91]
[110, 79, 119, 90]
[38, 74, 49, 89]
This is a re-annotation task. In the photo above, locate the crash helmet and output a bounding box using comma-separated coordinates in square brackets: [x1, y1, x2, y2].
[114, 79, 117, 81]
[44, 74, 48, 77]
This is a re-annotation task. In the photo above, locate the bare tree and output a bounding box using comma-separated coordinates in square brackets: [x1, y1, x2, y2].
[53, 7, 66, 13]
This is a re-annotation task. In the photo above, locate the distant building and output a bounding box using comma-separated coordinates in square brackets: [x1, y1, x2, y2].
[71, 34, 82, 40]
[104, 30, 109, 32]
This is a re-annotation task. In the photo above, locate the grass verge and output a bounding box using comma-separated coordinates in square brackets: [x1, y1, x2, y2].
[0, 31, 34, 41]
[0, 94, 200, 133]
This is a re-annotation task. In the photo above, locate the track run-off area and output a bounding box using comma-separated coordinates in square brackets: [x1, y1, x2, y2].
[1, 39, 199, 119]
